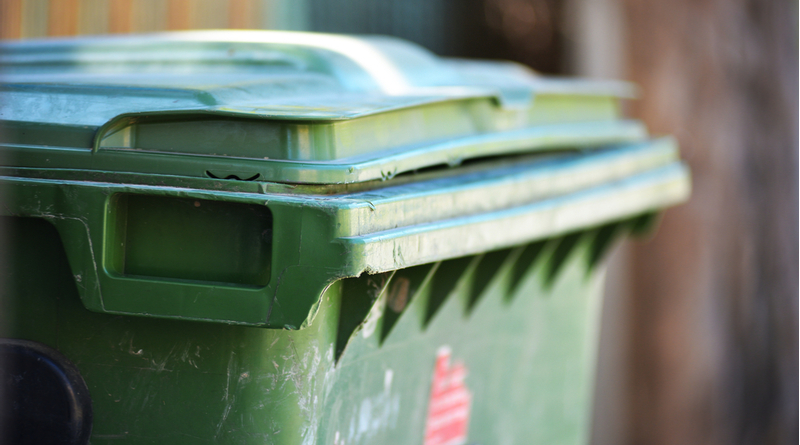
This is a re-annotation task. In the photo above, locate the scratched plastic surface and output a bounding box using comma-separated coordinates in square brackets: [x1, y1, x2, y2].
[0, 31, 690, 445]
[3, 216, 615, 445]
[0, 31, 689, 328]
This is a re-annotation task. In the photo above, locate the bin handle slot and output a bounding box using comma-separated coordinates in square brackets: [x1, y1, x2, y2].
[205, 171, 261, 181]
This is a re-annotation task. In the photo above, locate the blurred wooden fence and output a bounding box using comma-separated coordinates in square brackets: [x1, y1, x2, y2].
[623, 1, 798, 444]
[0, 0, 307, 38]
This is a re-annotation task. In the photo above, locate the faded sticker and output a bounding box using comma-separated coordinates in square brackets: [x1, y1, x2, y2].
[424, 346, 471, 445]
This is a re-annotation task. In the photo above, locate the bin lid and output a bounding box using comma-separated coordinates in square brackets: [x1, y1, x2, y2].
[0, 30, 645, 184]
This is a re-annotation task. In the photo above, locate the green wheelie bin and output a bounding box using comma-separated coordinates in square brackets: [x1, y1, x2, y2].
[0, 31, 689, 445]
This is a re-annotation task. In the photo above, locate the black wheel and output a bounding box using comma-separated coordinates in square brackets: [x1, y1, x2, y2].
[0, 339, 92, 445]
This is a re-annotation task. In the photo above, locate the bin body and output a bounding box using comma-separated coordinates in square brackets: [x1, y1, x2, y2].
[4, 217, 607, 444]
[0, 31, 689, 445]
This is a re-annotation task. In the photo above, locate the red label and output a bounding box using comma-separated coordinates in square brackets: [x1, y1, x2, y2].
[424, 347, 471, 445]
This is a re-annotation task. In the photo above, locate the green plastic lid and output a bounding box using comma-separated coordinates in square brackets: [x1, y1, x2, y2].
[0, 30, 644, 184]
[0, 31, 690, 328]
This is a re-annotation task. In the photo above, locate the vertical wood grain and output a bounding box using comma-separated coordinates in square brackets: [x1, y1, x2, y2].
[77, 0, 110, 35]
[20, 0, 49, 37]
[229, 0, 260, 29]
[167, 0, 193, 30]
[47, 0, 79, 35]
[131, 0, 167, 33]
[108, 0, 132, 33]
[0, 0, 23, 39]
[622, 0, 798, 444]
[193, 0, 228, 29]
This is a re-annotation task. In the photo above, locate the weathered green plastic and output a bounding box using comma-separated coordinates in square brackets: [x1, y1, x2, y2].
[2, 214, 634, 445]
[0, 31, 690, 444]
[0, 30, 687, 329]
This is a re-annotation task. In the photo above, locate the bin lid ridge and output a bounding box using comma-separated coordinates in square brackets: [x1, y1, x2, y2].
[0, 30, 642, 184]
[0, 30, 634, 119]
[0, 30, 634, 95]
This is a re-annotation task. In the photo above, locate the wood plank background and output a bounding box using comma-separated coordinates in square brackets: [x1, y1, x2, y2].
[0, 0, 265, 38]
[623, 1, 798, 444]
